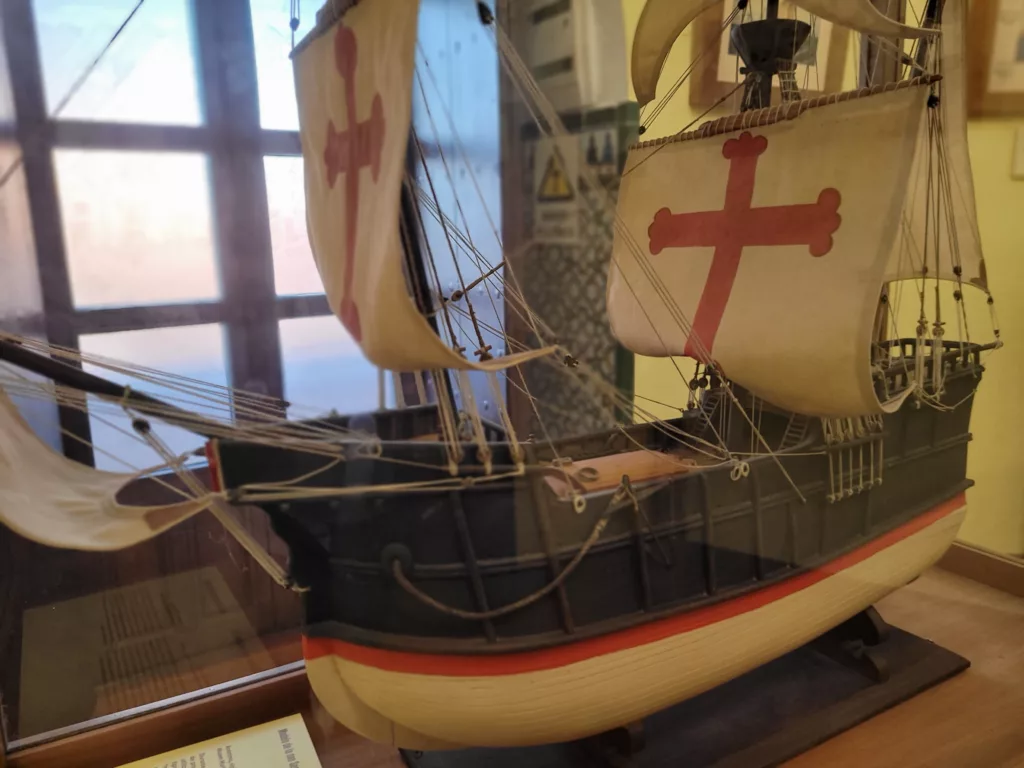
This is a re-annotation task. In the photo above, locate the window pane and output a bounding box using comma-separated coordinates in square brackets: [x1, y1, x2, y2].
[414, 0, 505, 411]
[79, 324, 228, 471]
[0, 145, 44, 329]
[31, 0, 201, 124]
[54, 150, 220, 308]
[250, 0, 316, 130]
[280, 315, 388, 416]
[264, 156, 322, 295]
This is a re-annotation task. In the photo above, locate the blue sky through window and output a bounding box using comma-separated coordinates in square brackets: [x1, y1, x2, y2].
[32, 0, 202, 124]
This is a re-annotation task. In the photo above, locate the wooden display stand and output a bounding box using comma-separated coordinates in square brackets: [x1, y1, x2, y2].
[401, 607, 969, 768]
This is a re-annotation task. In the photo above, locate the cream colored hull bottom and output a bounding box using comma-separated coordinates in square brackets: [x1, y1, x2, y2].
[305, 503, 966, 750]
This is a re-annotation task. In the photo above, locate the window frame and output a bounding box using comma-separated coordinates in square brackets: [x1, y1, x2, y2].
[0, 0, 333, 467]
[0, 0, 499, 755]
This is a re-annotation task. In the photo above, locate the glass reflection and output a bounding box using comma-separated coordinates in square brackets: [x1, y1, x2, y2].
[54, 150, 220, 308]
[264, 155, 321, 296]
[279, 315, 388, 417]
[79, 324, 228, 471]
[250, 0, 316, 130]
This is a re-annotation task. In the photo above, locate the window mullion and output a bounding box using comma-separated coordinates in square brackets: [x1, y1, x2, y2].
[192, 0, 284, 402]
[2, 0, 93, 465]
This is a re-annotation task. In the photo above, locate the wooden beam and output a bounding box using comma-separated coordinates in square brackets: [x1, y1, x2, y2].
[937, 541, 1024, 599]
[6, 666, 309, 768]
[51, 121, 301, 155]
[276, 293, 332, 320]
[71, 295, 330, 336]
[74, 302, 227, 335]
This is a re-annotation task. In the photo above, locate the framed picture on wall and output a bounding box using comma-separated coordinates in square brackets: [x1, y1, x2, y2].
[968, 0, 1024, 116]
[690, 0, 850, 110]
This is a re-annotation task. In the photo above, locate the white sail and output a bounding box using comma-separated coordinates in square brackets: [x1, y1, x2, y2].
[631, 0, 720, 107]
[792, 0, 939, 42]
[886, 0, 986, 288]
[630, 0, 935, 107]
[608, 83, 930, 416]
[293, 0, 552, 372]
[0, 390, 210, 550]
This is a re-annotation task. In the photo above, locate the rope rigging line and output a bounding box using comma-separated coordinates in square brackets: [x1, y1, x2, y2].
[391, 478, 658, 622]
[496, 30, 722, 368]
[411, 93, 491, 359]
[407, 60, 684, 485]
[0, 0, 991, 526]
[492, 23, 808, 497]
[412, 185, 557, 343]
[415, 44, 562, 436]
[432, 246, 726, 462]
[127, 409, 303, 592]
[640, 5, 744, 133]
[0, 0, 149, 193]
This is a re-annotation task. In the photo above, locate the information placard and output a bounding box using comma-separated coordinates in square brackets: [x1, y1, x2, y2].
[117, 713, 322, 768]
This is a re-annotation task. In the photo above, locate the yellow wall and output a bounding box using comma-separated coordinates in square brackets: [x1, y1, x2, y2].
[621, 2, 1024, 553]
[958, 120, 1024, 552]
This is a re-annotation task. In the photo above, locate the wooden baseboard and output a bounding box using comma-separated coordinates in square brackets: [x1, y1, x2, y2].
[937, 541, 1024, 599]
[7, 665, 310, 768]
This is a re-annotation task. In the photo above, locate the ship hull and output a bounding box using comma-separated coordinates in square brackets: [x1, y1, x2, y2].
[208, 341, 985, 750]
[302, 493, 965, 748]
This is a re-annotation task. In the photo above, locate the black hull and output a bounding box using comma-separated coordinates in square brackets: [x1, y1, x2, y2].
[212, 344, 983, 656]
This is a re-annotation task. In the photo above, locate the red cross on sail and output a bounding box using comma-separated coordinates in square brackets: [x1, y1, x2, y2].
[322, 23, 386, 343]
[292, 0, 557, 374]
[647, 132, 841, 362]
[607, 83, 932, 416]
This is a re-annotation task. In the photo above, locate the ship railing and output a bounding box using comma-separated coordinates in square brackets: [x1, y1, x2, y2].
[875, 338, 994, 396]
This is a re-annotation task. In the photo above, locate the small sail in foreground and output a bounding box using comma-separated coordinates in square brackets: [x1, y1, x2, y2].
[608, 83, 930, 416]
[0, 390, 211, 550]
[293, 0, 553, 372]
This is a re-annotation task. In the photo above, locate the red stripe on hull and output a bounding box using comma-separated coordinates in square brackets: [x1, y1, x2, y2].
[304, 492, 965, 677]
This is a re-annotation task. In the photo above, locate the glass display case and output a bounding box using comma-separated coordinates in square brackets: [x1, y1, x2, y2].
[1, 0, 1022, 766]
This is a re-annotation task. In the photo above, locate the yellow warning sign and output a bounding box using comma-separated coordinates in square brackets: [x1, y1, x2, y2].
[532, 136, 578, 244]
[537, 152, 574, 202]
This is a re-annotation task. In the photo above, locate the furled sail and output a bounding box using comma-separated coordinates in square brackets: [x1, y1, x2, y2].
[631, 0, 720, 107]
[631, 0, 936, 107]
[886, 0, 985, 288]
[0, 390, 211, 550]
[792, 0, 939, 42]
[293, 0, 552, 372]
[608, 82, 931, 416]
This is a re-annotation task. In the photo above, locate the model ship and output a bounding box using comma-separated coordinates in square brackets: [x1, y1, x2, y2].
[0, 0, 1001, 752]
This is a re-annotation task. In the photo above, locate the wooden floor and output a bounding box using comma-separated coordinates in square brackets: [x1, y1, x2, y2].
[789, 568, 1024, 768]
[304, 568, 1024, 768]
